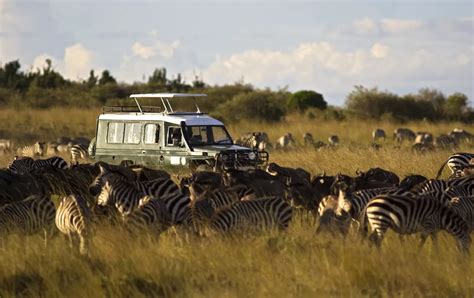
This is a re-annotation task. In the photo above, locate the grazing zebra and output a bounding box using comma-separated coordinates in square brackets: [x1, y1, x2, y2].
[365, 194, 471, 253]
[7, 156, 68, 174]
[328, 135, 339, 146]
[123, 196, 171, 234]
[316, 195, 351, 235]
[0, 194, 56, 243]
[393, 128, 416, 144]
[436, 153, 474, 178]
[303, 133, 314, 146]
[372, 129, 386, 143]
[434, 134, 457, 148]
[415, 132, 433, 145]
[334, 180, 411, 222]
[210, 196, 292, 232]
[275, 133, 295, 149]
[71, 143, 89, 165]
[95, 174, 148, 216]
[449, 197, 474, 230]
[55, 194, 92, 255]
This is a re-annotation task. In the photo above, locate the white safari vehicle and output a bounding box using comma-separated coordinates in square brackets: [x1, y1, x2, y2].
[88, 93, 269, 171]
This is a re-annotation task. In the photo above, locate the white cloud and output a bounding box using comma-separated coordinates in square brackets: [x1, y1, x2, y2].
[380, 19, 424, 34]
[63, 44, 93, 79]
[187, 39, 472, 104]
[31, 44, 95, 80]
[131, 39, 181, 60]
[353, 17, 379, 35]
[371, 43, 390, 58]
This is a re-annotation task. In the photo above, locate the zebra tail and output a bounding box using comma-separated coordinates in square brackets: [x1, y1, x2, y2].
[435, 158, 449, 179]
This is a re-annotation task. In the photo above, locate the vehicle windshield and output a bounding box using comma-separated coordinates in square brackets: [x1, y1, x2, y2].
[184, 125, 232, 146]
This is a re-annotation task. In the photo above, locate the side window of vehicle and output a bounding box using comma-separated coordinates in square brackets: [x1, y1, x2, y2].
[144, 124, 160, 144]
[124, 123, 142, 144]
[167, 127, 182, 146]
[107, 122, 125, 143]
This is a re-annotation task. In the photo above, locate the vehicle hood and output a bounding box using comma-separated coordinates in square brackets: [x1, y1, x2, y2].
[192, 144, 252, 154]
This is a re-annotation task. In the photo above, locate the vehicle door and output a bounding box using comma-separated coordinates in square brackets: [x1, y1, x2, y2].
[162, 123, 188, 167]
[140, 122, 164, 167]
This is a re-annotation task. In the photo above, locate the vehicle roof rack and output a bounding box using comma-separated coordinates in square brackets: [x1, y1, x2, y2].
[129, 93, 207, 114]
[103, 106, 161, 114]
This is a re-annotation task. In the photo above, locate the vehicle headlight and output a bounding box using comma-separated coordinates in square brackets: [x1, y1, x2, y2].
[248, 152, 256, 160]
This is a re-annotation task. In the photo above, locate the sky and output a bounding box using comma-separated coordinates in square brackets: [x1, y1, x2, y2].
[0, 0, 473, 106]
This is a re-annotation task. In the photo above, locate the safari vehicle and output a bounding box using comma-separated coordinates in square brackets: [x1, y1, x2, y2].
[89, 93, 269, 171]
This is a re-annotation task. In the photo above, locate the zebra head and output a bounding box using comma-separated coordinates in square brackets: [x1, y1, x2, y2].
[97, 180, 114, 207]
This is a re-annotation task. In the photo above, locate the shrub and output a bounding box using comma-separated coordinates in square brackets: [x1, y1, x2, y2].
[213, 90, 288, 122]
[287, 90, 327, 112]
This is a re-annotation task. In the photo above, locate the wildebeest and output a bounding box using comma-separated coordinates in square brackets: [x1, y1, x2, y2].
[372, 129, 386, 143]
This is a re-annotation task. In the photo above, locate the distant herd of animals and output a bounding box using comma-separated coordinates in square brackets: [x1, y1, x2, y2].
[0, 127, 472, 257]
[235, 127, 474, 152]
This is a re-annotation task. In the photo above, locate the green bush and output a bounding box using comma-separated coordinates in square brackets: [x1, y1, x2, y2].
[287, 90, 327, 112]
[213, 90, 288, 122]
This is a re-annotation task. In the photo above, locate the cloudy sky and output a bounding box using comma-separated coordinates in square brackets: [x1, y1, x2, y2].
[0, 0, 472, 105]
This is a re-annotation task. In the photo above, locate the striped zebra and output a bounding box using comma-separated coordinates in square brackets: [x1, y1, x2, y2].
[123, 196, 171, 234]
[71, 144, 89, 165]
[449, 197, 474, 230]
[91, 165, 188, 224]
[316, 195, 351, 235]
[55, 194, 92, 255]
[7, 156, 68, 175]
[210, 196, 293, 232]
[0, 194, 56, 243]
[393, 128, 416, 144]
[436, 152, 474, 179]
[183, 185, 255, 228]
[444, 184, 474, 201]
[365, 194, 471, 253]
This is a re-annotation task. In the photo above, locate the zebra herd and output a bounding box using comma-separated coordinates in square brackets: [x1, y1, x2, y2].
[0, 151, 472, 256]
[235, 127, 473, 152]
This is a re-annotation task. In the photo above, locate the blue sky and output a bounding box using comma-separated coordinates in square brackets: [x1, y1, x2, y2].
[0, 0, 472, 105]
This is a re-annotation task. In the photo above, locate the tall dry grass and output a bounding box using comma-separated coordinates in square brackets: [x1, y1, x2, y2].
[0, 108, 473, 297]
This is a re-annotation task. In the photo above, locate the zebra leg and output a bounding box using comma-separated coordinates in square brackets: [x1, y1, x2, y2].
[369, 226, 386, 249]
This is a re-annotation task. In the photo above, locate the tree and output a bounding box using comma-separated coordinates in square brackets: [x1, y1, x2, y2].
[148, 68, 167, 85]
[287, 90, 327, 112]
[86, 70, 98, 88]
[98, 70, 117, 85]
[415, 88, 445, 118]
[444, 92, 469, 120]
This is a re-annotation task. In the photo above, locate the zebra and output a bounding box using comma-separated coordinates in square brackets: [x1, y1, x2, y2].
[19, 141, 46, 157]
[444, 184, 474, 201]
[365, 194, 471, 253]
[0, 194, 56, 244]
[436, 153, 474, 179]
[372, 129, 386, 143]
[275, 133, 295, 149]
[303, 133, 314, 146]
[235, 132, 269, 150]
[393, 128, 416, 144]
[7, 156, 68, 175]
[71, 143, 89, 165]
[55, 194, 92, 255]
[123, 196, 171, 234]
[316, 195, 351, 235]
[91, 165, 188, 224]
[449, 196, 474, 230]
[210, 196, 293, 232]
[328, 135, 339, 146]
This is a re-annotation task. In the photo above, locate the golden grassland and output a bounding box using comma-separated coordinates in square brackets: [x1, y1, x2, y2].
[0, 107, 473, 297]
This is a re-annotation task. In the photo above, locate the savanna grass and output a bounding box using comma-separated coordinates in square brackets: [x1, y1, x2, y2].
[0, 108, 473, 297]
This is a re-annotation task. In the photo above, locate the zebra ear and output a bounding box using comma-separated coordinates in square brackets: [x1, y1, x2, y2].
[99, 164, 108, 174]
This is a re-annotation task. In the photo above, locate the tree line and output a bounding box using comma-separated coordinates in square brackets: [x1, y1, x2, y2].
[0, 59, 472, 122]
